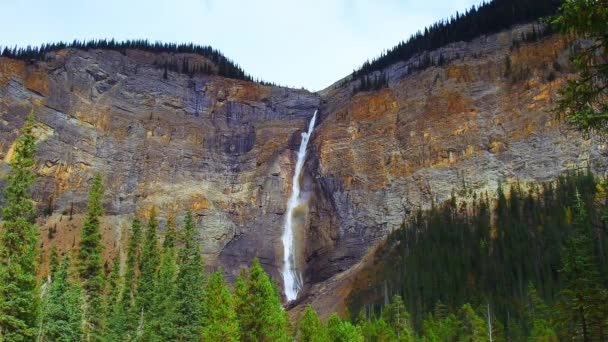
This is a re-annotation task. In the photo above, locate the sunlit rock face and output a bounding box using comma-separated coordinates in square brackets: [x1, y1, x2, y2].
[0, 48, 320, 280]
[0, 24, 606, 309]
[298, 26, 606, 314]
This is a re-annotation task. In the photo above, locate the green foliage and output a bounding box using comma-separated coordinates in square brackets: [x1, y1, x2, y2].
[240, 258, 290, 342]
[327, 313, 363, 342]
[38, 256, 84, 342]
[135, 207, 161, 335]
[174, 211, 205, 341]
[457, 304, 488, 341]
[553, 0, 608, 135]
[297, 306, 328, 342]
[202, 270, 240, 341]
[383, 295, 415, 340]
[78, 173, 105, 340]
[348, 171, 608, 336]
[527, 284, 558, 342]
[422, 311, 459, 341]
[555, 192, 608, 340]
[0, 112, 40, 341]
[145, 218, 178, 341]
[103, 255, 124, 342]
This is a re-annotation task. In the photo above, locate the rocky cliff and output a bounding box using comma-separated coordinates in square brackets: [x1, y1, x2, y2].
[0, 24, 606, 310]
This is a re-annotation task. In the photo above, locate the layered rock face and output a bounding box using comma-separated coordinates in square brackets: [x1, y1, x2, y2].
[0, 48, 320, 280]
[299, 26, 607, 313]
[0, 25, 606, 308]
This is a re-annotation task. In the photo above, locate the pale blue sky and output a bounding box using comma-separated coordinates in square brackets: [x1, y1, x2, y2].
[0, 0, 480, 90]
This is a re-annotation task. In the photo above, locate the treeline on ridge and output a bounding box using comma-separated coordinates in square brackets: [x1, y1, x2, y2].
[0, 39, 258, 83]
[351, 0, 562, 83]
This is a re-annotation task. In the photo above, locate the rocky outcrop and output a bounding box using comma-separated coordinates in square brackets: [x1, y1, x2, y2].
[0, 48, 320, 281]
[297, 26, 607, 315]
[0, 24, 606, 310]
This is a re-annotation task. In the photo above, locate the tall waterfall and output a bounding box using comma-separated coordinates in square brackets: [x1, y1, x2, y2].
[282, 110, 317, 301]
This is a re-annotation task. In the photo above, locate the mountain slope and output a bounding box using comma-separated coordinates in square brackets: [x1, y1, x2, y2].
[0, 23, 606, 312]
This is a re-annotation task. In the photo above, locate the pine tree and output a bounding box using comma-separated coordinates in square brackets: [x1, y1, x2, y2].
[527, 284, 558, 342]
[103, 255, 123, 341]
[553, 0, 608, 135]
[78, 173, 105, 341]
[383, 295, 415, 340]
[457, 304, 488, 341]
[135, 207, 161, 338]
[234, 267, 248, 328]
[240, 258, 290, 342]
[175, 211, 205, 341]
[38, 256, 84, 342]
[326, 314, 364, 342]
[121, 219, 143, 338]
[297, 305, 328, 342]
[556, 192, 607, 341]
[0, 112, 40, 341]
[146, 218, 178, 341]
[359, 318, 396, 342]
[202, 270, 240, 341]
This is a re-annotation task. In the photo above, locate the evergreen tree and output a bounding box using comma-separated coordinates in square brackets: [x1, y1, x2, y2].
[383, 295, 415, 340]
[359, 317, 397, 342]
[78, 173, 105, 341]
[326, 314, 364, 342]
[240, 258, 290, 342]
[527, 284, 558, 342]
[297, 305, 328, 342]
[146, 218, 178, 341]
[457, 304, 488, 341]
[233, 267, 248, 329]
[38, 256, 84, 342]
[175, 211, 205, 341]
[134, 207, 161, 339]
[121, 219, 143, 338]
[103, 255, 123, 342]
[421, 310, 459, 341]
[0, 113, 40, 341]
[556, 192, 608, 341]
[202, 270, 240, 341]
[553, 0, 608, 135]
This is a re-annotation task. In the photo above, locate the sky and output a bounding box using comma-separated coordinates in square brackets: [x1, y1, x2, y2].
[0, 0, 481, 91]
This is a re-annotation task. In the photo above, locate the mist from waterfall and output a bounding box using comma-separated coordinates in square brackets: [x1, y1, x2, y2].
[281, 110, 317, 302]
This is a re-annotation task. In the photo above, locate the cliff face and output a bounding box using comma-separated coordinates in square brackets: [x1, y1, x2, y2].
[0, 25, 606, 307]
[298, 26, 607, 314]
[0, 48, 320, 280]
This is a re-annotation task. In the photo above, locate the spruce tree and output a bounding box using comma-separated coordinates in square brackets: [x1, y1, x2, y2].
[0, 113, 40, 341]
[383, 295, 415, 340]
[135, 207, 161, 338]
[557, 192, 608, 341]
[175, 211, 205, 341]
[121, 219, 143, 337]
[553, 0, 608, 135]
[457, 304, 488, 341]
[527, 284, 558, 342]
[146, 218, 178, 341]
[297, 305, 328, 342]
[326, 314, 364, 342]
[78, 173, 105, 340]
[103, 255, 123, 341]
[38, 256, 84, 342]
[240, 258, 290, 342]
[202, 270, 240, 341]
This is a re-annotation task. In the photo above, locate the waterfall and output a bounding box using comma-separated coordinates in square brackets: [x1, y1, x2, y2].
[281, 110, 317, 302]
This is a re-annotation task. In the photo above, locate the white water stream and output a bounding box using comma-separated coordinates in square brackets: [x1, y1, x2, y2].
[281, 110, 317, 302]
